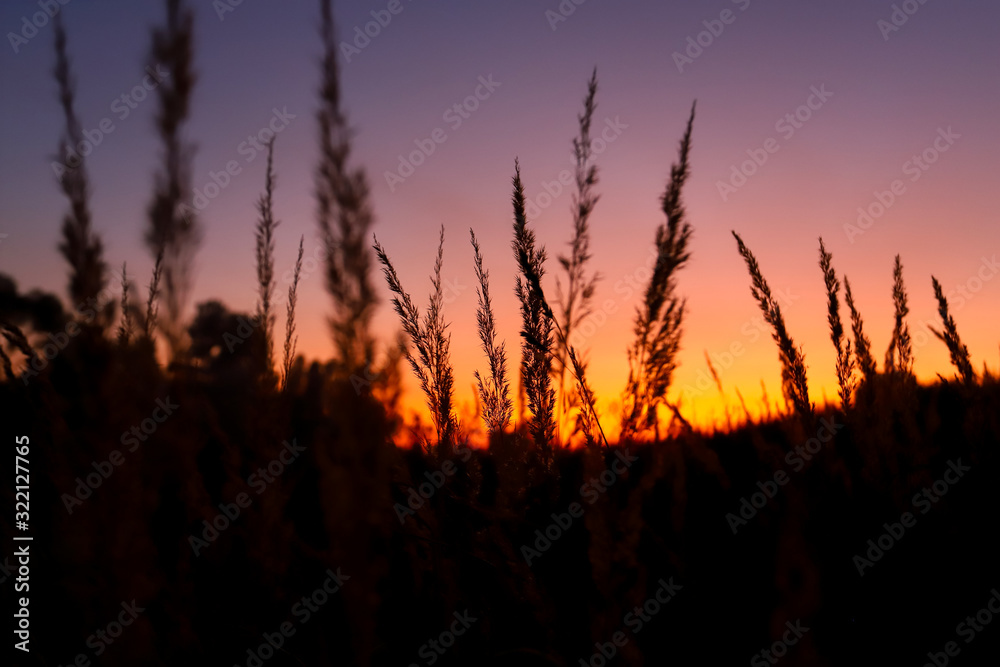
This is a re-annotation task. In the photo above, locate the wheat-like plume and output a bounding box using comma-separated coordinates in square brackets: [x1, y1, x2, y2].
[470, 229, 513, 436]
[732, 231, 811, 421]
[930, 276, 975, 384]
[818, 238, 855, 407]
[374, 227, 456, 449]
[621, 102, 696, 440]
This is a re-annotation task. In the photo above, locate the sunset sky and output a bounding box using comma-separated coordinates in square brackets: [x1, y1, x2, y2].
[2, 0, 998, 437]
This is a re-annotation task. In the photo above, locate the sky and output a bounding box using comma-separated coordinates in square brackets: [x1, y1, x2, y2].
[1, 0, 999, 438]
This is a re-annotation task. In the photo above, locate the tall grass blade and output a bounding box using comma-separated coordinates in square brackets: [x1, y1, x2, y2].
[316, 0, 378, 375]
[622, 102, 696, 440]
[373, 227, 456, 450]
[930, 276, 975, 383]
[884, 255, 913, 376]
[818, 238, 855, 408]
[844, 275, 876, 384]
[555, 68, 601, 443]
[255, 138, 278, 375]
[117, 263, 134, 345]
[281, 236, 304, 392]
[53, 14, 108, 323]
[512, 161, 607, 450]
[471, 229, 513, 436]
[145, 0, 200, 359]
[732, 231, 811, 421]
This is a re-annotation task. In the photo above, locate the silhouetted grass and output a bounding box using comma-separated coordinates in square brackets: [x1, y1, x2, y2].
[555, 69, 601, 444]
[281, 236, 303, 392]
[931, 275, 975, 384]
[146, 0, 199, 358]
[885, 254, 914, 377]
[819, 238, 855, 408]
[374, 227, 456, 450]
[844, 274, 877, 385]
[621, 102, 696, 441]
[315, 0, 378, 375]
[512, 160, 558, 454]
[1, 3, 999, 666]
[471, 228, 513, 436]
[512, 161, 607, 450]
[116, 262, 133, 345]
[53, 13, 108, 324]
[254, 138, 278, 377]
[732, 231, 812, 422]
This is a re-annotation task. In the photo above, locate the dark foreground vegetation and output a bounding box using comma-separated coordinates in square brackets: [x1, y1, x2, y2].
[3, 1, 999, 665]
[2, 355, 999, 666]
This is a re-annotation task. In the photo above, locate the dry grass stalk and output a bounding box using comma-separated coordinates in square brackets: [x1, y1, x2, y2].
[512, 162, 607, 449]
[145, 0, 200, 358]
[281, 236, 304, 392]
[374, 227, 456, 448]
[512, 162, 558, 451]
[732, 232, 811, 421]
[117, 263, 134, 345]
[53, 14, 107, 320]
[554, 69, 601, 443]
[884, 255, 913, 376]
[470, 229, 513, 436]
[818, 238, 855, 408]
[930, 276, 975, 384]
[144, 250, 164, 338]
[621, 102, 696, 440]
[843, 275, 876, 384]
[316, 0, 378, 374]
[255, 138, 278, 373]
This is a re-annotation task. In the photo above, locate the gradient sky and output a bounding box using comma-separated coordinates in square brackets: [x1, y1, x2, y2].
[2, 0, 999, 436]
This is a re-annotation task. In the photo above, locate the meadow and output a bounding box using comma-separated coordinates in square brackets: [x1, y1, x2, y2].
[2, 1, 999, 665]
